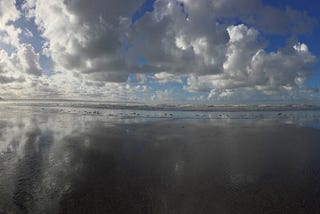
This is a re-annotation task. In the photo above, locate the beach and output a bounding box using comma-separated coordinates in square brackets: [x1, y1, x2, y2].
[1, 103, 320, 213]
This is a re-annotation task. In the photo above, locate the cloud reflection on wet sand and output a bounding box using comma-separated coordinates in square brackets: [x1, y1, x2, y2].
[1, 110, 320, 213]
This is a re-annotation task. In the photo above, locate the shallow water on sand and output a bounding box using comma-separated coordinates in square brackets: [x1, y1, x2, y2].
[1, 106, 320, 213]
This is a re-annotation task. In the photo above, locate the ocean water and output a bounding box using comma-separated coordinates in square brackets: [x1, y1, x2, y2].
[1, 101, 320, 213]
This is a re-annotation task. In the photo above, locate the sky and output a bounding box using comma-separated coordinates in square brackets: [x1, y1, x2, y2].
[0, 0, 319, 104]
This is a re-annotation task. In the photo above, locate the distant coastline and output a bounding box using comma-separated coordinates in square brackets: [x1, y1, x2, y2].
[1, 99, 320, 112]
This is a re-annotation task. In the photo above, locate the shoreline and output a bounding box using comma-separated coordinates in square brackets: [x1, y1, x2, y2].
[1, 99, 320, 112]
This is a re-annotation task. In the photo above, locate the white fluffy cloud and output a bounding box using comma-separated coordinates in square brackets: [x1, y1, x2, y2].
[0, 44, 42, 83]
[0, 0, 317, 101]
[154, 72, 182, 83]
[0, 0, 21, 47]
[24, 0, 146, 82]
[0, 0, 47, 98]
[151, 89, 173, 102]
[128, 0, 317, 98]
[128, 0, 229, 76]
[185, 24, 316, 96]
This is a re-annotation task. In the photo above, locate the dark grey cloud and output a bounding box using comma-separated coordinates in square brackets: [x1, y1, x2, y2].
[0, 75, 25, 84]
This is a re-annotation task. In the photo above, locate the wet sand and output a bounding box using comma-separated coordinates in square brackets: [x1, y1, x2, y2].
[1, 107, 320, 213]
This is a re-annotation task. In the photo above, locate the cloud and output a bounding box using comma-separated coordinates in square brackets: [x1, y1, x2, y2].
[0, 43, 42, 76]
[0, 0, 44, 97]
[5, 0, 316, 101]
[0, 75, 24, 84]
[134, 73, 148, 83]
[151, 89, 173, 102]
[129, 0, 317, 97]
[0, 43, 45, 97]
[154, 72, 182, 83]
[23, 28, 34, 38]
[0, 0, 21, 47]
[24, 0, 145, 82]
[128, 0, 229, 76]
[185, 24, 316, 96]
[211, 0, 317, 35]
